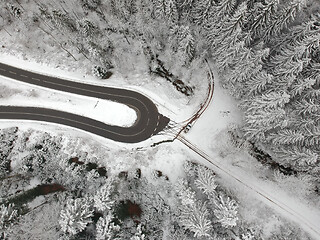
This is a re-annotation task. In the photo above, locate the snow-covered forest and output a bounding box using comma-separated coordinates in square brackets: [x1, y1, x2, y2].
[0, 127, 311, 239]
[0, 0, 319, 239]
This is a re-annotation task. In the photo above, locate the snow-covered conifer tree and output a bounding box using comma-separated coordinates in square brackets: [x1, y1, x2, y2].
[269, 19, 320, 52]
[247, 0, 279, 39]
[0, 203, 17, 230]
[77, 19, 98, 38]
[263, 0, 306, 40]
[219, 2, 247, 38]
[176, 25, 195, 64]
[294, 98, 320, 117]
[59, 197, 93, 235]
[165, 0, 178, 23]
[271, 46, 310, 77]
[244, 70, 273, 97]
[93, 180, 114, 212]
[92, 66, 109, 79]
[211, 195, 239, 228]
[290, 77, 316, 97]
[195, 165, 217, 195]
[153, 0, 166, 19]
[7, 4, 22, 18]
[222, 46, 269, 98]
[213, 0, 237, 22]
[51, 9, 76, 32]
[81, 0, 102, 10]
[272, 146, 318, 170]
[96, 213, 120, 240]
[191, 0, 215, 26]
[242, 91, 290, 112]
[240, 91, 290, 141]
[130, 224, 145, 240]
[208, 3, 247, 62]
[268, 129, 304, 145]
[175, 179, 196, 206]
[242, 108, 288, 141]
[175, 179, 213, 237]
[180, 202, 213, 238]
[153, 0, 178, 23]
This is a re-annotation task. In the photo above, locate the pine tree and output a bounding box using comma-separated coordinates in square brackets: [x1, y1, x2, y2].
[81, 0, 102, 10]
[77, 18, 98, 38]
[208, 3, 247, 63]
[0, 203, 17, 230]
[263, 0, 306, 41]
[153, 0, 178, 23]
[219, 2, 248, 39]
[180, 202, 213, 238]
[242, 91, 290, 112]
[93, 181, 114, 212]
[59, 197, 93, 235]
[175, 179, 213, 237]
[268, 129, 304, 145]
[244, 70, 273, 97]
[165, 0, 178, 23]
[177, 0, 195, 21]
[215, 0, 237, 19]
[269, 20, 320, 53]
[270, 45, 310, 77]
[241, 228, 256, 240]
[223, 46, 269, 98]
[247, 0, 279, 39]
[191, 0, 215, 26]
[305, 87, 320, 99]
[177, 25, 195, 64]
[240, 91, 291, 142]
[7, 4, 22, 18]
[208, 26, 242, 62]
[195, 165, 217, 195]
[272, 146, 319, 170]
[96, 213, 120, 240]
[92, 66, 108, 79]
[51, 9, 76, 32]
[211, 195, 239, 228]
[153, 0, 166, 19]
[243, 108, 288, 139]
[130, 224, 145, 240]
[294, 98, 320, 117]
[290, 77, 316, 97]
[175, 179, 196, 206]
[301, 125, 320, 149]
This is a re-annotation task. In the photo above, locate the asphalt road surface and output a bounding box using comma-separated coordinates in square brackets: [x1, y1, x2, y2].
[0, 62, 170, 143]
